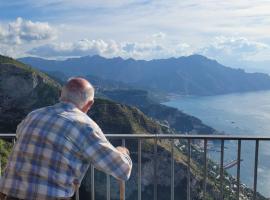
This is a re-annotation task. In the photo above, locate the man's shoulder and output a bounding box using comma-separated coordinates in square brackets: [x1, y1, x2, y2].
[68, 112, 100, 131]
[24, 103, 102, 133]
[51, 104, 99, 131]
[27, 104, 56, 117]
[85, 117, 102, 132]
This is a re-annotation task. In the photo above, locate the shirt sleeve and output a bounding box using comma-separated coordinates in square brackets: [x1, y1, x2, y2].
[80, 126, 132, 181]
[16, 117, 28, 139]
[15, 110, 38, 139]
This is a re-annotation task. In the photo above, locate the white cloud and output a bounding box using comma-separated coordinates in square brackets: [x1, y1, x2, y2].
[0, 17, 57, 45]
[28, 37, 194, 60]
[0, 26, 6, 40]
[152, 32, 166, 40]
[30, 35, 270, 64]
[28, 39, 122, 58]
[198, 36, 270, 65]
[0, 43, 25, 58]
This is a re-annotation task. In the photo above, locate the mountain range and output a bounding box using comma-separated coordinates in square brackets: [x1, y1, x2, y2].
[19, 54, 270, 96]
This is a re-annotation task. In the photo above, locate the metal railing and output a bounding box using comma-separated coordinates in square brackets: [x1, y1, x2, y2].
[1, 133, 270, 200]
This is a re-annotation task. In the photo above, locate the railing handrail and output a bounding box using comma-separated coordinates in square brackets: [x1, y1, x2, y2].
[106, 134, 270, 140]
[1, 133, 270, 140]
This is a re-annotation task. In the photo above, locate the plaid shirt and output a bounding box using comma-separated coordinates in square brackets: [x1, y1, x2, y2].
[0, 102, 132, 199]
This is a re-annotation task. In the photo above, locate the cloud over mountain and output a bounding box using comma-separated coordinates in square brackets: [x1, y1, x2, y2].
[198, 36, 270, 67]
[28, 39, 120, 57]
[28, 37, 191, 59]
[0, 12, 270, 72]
[27, 35, 270, 71]
[0, 17, 57, 45]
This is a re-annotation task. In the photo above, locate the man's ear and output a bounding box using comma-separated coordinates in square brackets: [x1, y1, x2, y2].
[82, 100, 94, 113]
[88, 100, 94, 108]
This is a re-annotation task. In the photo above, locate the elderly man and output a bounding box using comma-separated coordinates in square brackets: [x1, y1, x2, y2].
[0, 77, 132, 200]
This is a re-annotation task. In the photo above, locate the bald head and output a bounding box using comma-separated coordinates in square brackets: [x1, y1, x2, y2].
[60, 77, 94, 111]
[65, 77, 92, 92]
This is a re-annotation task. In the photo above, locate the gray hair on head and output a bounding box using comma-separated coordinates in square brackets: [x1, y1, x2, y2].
[60, 77, 95, 109]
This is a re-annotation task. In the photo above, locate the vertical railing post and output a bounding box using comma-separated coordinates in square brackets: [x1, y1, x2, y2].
[121, 139, 126, 200]
[171, 138, 174, 200]
[0, 155, 1, 177]
[91, 165, 95, 200]
[187, 139, 191, 200]
[220, 139, 224, 200]
[106, 175, 110, 200]
[203, 139, 207, 199]
[138, 139, 142, 200]
[154, 137, 158, 200]
[237, 140, 241, 200]
[253, 140, 259, 200]
[106, 140, 111, 200]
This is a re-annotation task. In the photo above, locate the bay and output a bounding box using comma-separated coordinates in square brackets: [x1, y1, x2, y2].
[164, 90, 270, 197]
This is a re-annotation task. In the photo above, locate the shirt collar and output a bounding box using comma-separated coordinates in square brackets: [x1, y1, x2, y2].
[58, 101, 79, 111]
[58, 101, 88, 116]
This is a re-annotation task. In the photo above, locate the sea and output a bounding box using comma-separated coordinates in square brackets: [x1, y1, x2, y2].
[164, 90, 270, 197]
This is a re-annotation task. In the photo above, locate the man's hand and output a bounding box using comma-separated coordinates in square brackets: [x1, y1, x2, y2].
[116, 146, 130, 155]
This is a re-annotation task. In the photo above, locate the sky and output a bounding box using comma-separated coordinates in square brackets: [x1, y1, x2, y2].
[0, 0, 270, 73]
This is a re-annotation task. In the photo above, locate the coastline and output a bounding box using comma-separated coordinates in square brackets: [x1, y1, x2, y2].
[163, 90, 270, 197]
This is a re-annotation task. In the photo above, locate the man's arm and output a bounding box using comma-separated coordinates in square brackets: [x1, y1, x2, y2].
[81, 127, 132, 181]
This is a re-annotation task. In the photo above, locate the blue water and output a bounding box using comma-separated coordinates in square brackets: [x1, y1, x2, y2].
[164, 90, 270, 197]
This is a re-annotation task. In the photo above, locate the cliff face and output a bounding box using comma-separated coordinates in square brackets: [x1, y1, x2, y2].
[89, 98, 165, 135]
[0, 56, 61, 132]
[102, 89, 217, 134]
[0, 55, 266, 200]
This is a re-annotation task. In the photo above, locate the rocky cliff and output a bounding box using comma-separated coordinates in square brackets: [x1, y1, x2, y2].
[102, 89, 217, 134]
